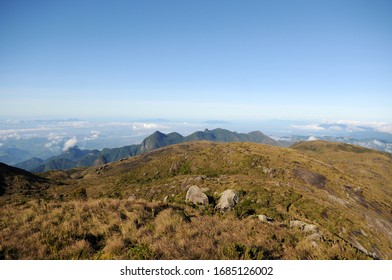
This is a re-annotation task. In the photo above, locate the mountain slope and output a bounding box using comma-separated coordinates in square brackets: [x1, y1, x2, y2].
[15, 129, 279, 172]
[1, 140, 391, 259]
[0, 162, 52, 197]
[14, 157, 44, 171]
[102, 141, 392, 259]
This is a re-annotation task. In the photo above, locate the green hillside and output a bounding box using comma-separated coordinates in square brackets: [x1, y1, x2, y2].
[15, 129, 279, 172]
[1, 140, 391, 259]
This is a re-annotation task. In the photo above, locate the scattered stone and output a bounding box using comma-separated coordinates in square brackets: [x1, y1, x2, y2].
[258, 214, 273, 223]
[310, 241, 318, 248]
[201, 187, 210, 192]
[290, 220, 318, 233]
[128, 195, 136, 201]
[267, 168, 277, 178]
[215, 189, 239, 212]
[354, 187, 363, 194]
[185, 185, 208, 205]
[290, 220, 307, 228]
[163, 196, 168, 203]
[251, 157, 259, 167]
[303, 224, 318, 233]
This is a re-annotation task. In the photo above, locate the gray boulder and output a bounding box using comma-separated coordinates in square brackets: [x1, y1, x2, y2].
[216, 189, 239, 212]
[185, 185, 208, 205]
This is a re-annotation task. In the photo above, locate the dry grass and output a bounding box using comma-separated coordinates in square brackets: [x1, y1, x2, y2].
[0, 197, 368, 260]
[1, 140, 391, 259]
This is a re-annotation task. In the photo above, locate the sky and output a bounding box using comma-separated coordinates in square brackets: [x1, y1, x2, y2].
[0, 0, 391, 122]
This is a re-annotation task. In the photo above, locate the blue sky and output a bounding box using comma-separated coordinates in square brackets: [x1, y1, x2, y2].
[0, 0, 391, 121]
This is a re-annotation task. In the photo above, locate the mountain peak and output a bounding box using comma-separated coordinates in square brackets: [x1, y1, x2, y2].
[14, 128, 279, 172]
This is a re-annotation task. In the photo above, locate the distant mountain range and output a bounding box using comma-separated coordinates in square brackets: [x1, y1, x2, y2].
[15, 128, 279, 172]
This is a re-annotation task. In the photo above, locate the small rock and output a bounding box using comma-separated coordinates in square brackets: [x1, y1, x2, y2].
[290, 220, 318, 233]
[258, 215, 268, 222]
[258, 214, 273, 223]
[163, 196, 168, 203]
[290, 220, 307, 228]
[268, 168, 277, 178]
[354, 187, 363, 194]
[128, 195, 136, 201]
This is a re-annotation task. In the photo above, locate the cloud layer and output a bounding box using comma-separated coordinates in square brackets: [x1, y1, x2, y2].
[63, 136, 78, 151]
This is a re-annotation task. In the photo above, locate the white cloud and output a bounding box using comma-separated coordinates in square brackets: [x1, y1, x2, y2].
[0, 132, 21, 140]
[0, 143, 4, 147]
[45, 141, 56, 148]
[83, 130, 100, 141]
[63, 136, 78, 151]
[58, 121, 91, 128]
[307, 136, 318, 141]
[131, 122, 169, 131]
[45, 132, 66, 148]
[0, 128, 53, 139]
[334, 120, 392, 134]
[291, 124, 325, 131]
[5, 119, 21, 124]
[374, 124, 392, 134]
[97, 122, 132, 127]
[373, 140, 384, 146]
[47, 132, 66, 141]
[329, 125, 344, 131]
